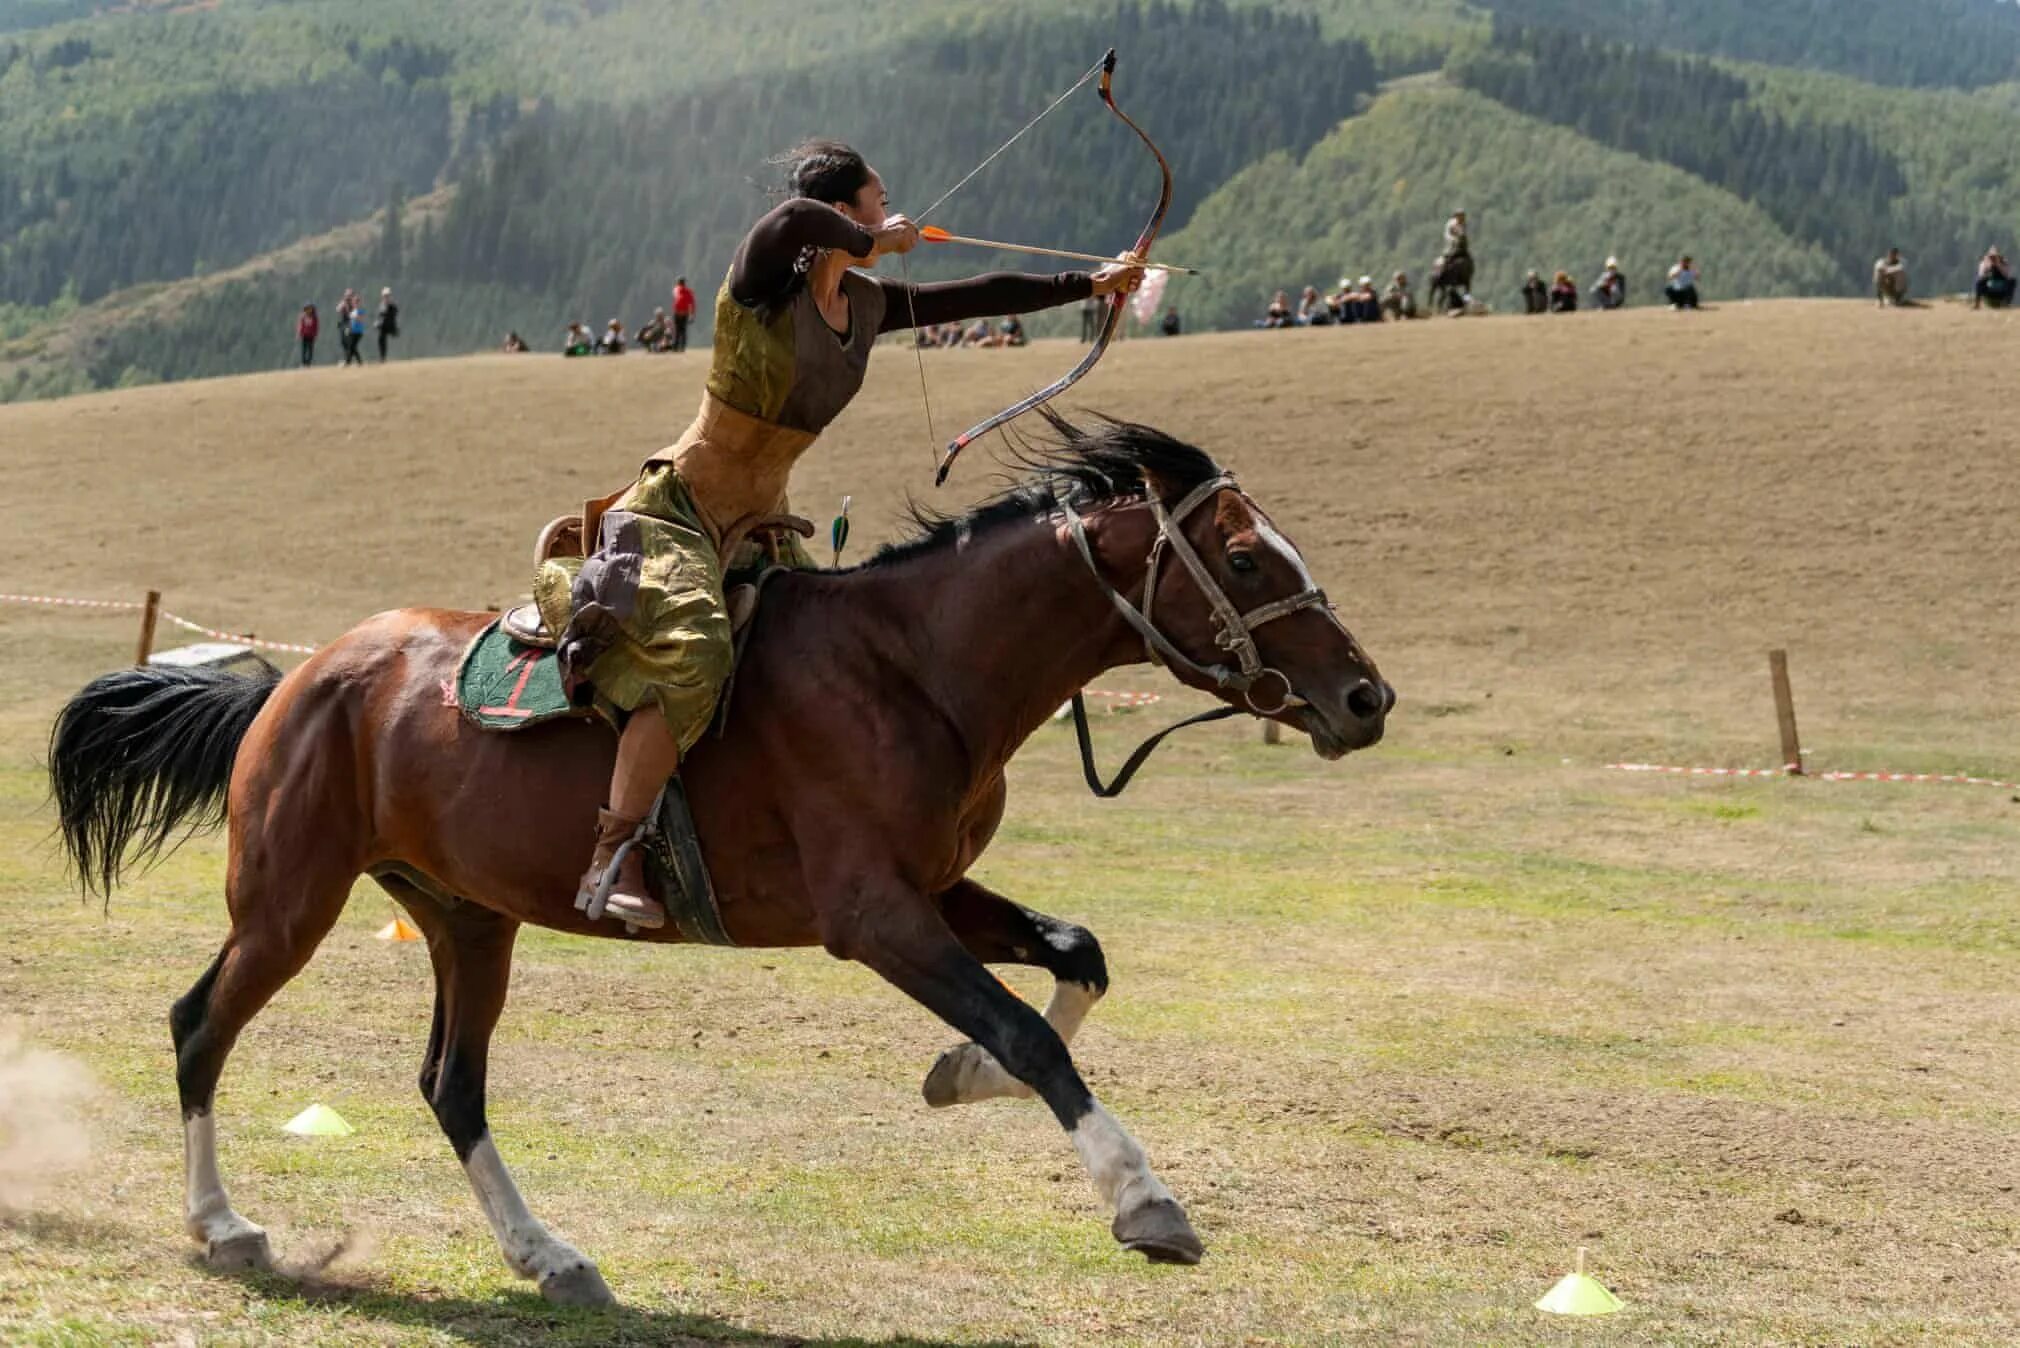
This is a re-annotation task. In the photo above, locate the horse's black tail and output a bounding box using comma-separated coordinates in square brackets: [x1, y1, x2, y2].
[48, 665, 281, 898]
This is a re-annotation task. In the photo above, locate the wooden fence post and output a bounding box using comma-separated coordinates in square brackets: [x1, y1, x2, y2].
[1262, 719, 1283, 746]
[1768, 648, 1803, 775]
[135, 589, 161, 665]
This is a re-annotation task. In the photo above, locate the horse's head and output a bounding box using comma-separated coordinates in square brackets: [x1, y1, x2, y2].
[1040, 416, 1392, 759]
[1133, 471, 1392, 759]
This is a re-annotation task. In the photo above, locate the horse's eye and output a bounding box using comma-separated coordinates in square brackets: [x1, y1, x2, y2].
[1228, 551, 1257, 574]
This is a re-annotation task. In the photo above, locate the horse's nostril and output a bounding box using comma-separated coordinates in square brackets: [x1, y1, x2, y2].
[1346, 679, 1385, 722]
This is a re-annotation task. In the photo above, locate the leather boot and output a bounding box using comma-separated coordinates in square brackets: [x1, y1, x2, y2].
[577, 807, 666, 930]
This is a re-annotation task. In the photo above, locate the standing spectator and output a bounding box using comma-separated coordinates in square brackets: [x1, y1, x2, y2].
[374, 288, 400, 361]
[1079, 291, 1103, 342]
[1520, 270, 1547, 315]
[345, 299, 368, 366]
[1873, 248, 1910, 307]
[335, 288, 363, 366]
[296, 303, 319, 366]
[1975, 247, 2015, 309]
[1591, 257, 1627, 310]
[1665, 256, 1701, 309]
[1548, 271, 1578, 313]
[670, 277, 697, 352]
[1381, 272, 1418, 321]
[1159, 306, 1181, 336]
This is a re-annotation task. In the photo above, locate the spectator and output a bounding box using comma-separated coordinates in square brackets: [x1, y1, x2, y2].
[1296, 285, 1333, 326]
[297, 303, 319, 366]
[1975, 247, 2016, 309]
[959, 316, 996, 347]
[1080, 291, 1103, 342]
[502, 331, 529, 353]
[1665, 256, 1701, 309]
[347, 301, 369, 365]
[670, 276, 697, 352]
[1520, 270, 1547, 315]
[1591, 257, 1627, 310]
[1873, 248, 1910, 307]
[1349, 275, 1382, 324]
[1259, 290, 1293, 329]
[563, 321, 594, 357]
[637, 308, 669, 351]
[998, 314, 1026, 347]
[336, 288, 363, 366]
[1159, 306, 1181, 336]
[375, 287, 400, 362]
[598, 319, 627, 354]
[1548, 271, 1578, 313]
[1381, 272, 1418, 321]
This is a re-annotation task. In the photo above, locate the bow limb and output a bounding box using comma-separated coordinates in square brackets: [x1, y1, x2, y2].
[935, 49, 1174, 487]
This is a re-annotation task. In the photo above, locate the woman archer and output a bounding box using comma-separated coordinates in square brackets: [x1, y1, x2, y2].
[536, 139, 1146, 930]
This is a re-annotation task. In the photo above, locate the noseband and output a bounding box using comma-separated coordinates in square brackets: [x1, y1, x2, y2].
[1060, 475, 1331, 716]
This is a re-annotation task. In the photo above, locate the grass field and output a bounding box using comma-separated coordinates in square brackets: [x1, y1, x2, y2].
[3, 301, 2019, 1345]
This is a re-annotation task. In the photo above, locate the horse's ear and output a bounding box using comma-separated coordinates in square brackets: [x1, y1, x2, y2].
[1137, 464, 1174, 506]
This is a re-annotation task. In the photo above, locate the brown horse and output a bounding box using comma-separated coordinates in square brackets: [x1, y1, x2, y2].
[49, 417, 1391, 1307]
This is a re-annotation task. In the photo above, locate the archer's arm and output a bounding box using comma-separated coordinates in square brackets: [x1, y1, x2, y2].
[729, 199, 878, 307]
[873, 271, 1094, 334]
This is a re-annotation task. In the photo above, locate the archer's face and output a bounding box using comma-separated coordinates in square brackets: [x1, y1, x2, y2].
[841, 171, 888, 233]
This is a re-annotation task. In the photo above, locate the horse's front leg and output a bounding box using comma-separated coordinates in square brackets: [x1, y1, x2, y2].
[829, 886, 1201, 1264]
[924, 878, 1106, 1108]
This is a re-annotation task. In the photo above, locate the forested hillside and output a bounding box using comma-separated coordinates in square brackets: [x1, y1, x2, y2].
[1162, 85, 1840, 326]
[5, 0, 2020, 402]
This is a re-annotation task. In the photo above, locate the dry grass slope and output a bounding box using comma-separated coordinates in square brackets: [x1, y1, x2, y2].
[2, 300, 2018, 1345]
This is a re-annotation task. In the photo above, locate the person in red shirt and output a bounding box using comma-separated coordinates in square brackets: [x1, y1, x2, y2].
[296, 303, 319, 366]
[670, 276, 697, 353]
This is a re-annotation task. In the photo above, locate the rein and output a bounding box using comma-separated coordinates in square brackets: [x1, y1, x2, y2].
[1059, 477, 1332, 796]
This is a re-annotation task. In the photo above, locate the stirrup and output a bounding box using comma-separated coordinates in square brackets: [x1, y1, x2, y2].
[574, 798, 666, 932]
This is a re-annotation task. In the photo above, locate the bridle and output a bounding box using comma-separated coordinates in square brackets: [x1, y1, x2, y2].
[1058, 476, 1335, 795]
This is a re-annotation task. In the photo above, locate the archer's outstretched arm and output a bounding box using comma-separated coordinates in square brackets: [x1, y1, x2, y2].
[873, 271, 1092, 334]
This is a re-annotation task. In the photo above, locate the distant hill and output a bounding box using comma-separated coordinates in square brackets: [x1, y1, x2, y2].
[5, 0, 2020, 401]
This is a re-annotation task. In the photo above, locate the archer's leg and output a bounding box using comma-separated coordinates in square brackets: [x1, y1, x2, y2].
[924, 879, 1107, 1107]
[578, 703, 680, 929]
[834, 892, 1201, 1263]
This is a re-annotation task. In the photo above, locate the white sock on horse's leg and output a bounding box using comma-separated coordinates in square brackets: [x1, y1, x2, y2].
[461, 1133, 601, 1286]
[183, 1110, 269, 1264]
[926, 979, 1101, 1105]
[1070, 1101, 1176, 1217]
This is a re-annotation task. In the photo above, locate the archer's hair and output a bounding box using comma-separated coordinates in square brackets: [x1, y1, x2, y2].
[776, 139, 872, 206]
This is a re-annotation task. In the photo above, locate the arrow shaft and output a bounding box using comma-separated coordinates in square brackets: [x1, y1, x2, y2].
[922, 229, 1197, 275]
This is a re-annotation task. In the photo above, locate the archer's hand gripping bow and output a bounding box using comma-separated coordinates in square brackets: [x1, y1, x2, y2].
[930, 50, 1175, 487]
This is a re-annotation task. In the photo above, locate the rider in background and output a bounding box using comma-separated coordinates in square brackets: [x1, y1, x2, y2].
[1444, 209, 1470, 263]
[537, 139, 1143, 929]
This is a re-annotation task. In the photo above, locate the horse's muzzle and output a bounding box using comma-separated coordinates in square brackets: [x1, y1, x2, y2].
[1301, 678, 1393, 759]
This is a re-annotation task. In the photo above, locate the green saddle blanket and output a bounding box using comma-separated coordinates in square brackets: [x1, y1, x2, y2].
[454, 621, 597, 731]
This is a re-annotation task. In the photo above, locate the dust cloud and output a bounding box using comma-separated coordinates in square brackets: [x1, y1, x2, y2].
[0, 1023, 97, 1208]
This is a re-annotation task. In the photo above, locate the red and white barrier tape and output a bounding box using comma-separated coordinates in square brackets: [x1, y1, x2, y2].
[1, 590, 321, 656]
[1609, 762, 2018, 792]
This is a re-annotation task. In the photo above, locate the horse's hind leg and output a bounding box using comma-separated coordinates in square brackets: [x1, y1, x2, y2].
[172, 855, 356, 1270]
[379, 875, 614, 1308]
[924, 879, 1108, 1107]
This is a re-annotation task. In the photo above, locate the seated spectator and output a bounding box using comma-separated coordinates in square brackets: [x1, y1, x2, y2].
[999, 315, 1027, 347]
[1873, 248, 1910, 307]
[502, 331, 529, 353]
[1160, 306, 1181, 336]
[1973, 247, 2014, 309]
[1326, 277, 1351, 324]
[562, 321, 594, 357]
[938, 322, 962, 349]
[914, 323, 940, 348]
[637, 308, 670, 350]
[1591, 257, 1626, 310]
[598, 319, 627, 354]
[1296, 285, 1333, 326]
[1349, 275, 1382, 324]
[1521, 270, 1547, 315]
[1665, 256, 1701, 309]
[1381, 272, 1418, 321]
[1259, 290, 1293, 329]
[960, 317, 995, 347]
[1548, 271, 1578, 313]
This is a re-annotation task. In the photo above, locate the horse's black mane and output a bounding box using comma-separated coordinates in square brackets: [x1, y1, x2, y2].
[867, 411, 1222, 569]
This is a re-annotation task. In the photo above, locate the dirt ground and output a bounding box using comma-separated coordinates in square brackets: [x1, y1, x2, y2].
[2, 300, 2018, 1345]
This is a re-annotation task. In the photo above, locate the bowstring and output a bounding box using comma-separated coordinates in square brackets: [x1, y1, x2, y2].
[902, 54, 1108, 467]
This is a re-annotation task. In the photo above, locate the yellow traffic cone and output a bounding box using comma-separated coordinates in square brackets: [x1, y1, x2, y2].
[1536, 1248, 1624, 1316]
[282, 1103, 355, 1137]
[375, 917, 422, 942]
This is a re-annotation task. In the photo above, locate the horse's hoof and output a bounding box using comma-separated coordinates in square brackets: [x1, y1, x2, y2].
[1112, 1198, 1204, 1265]
[539, 1260, 616, 1308]
[922, 1045, 973, 1108]
[206, 1230, 274, 1273]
